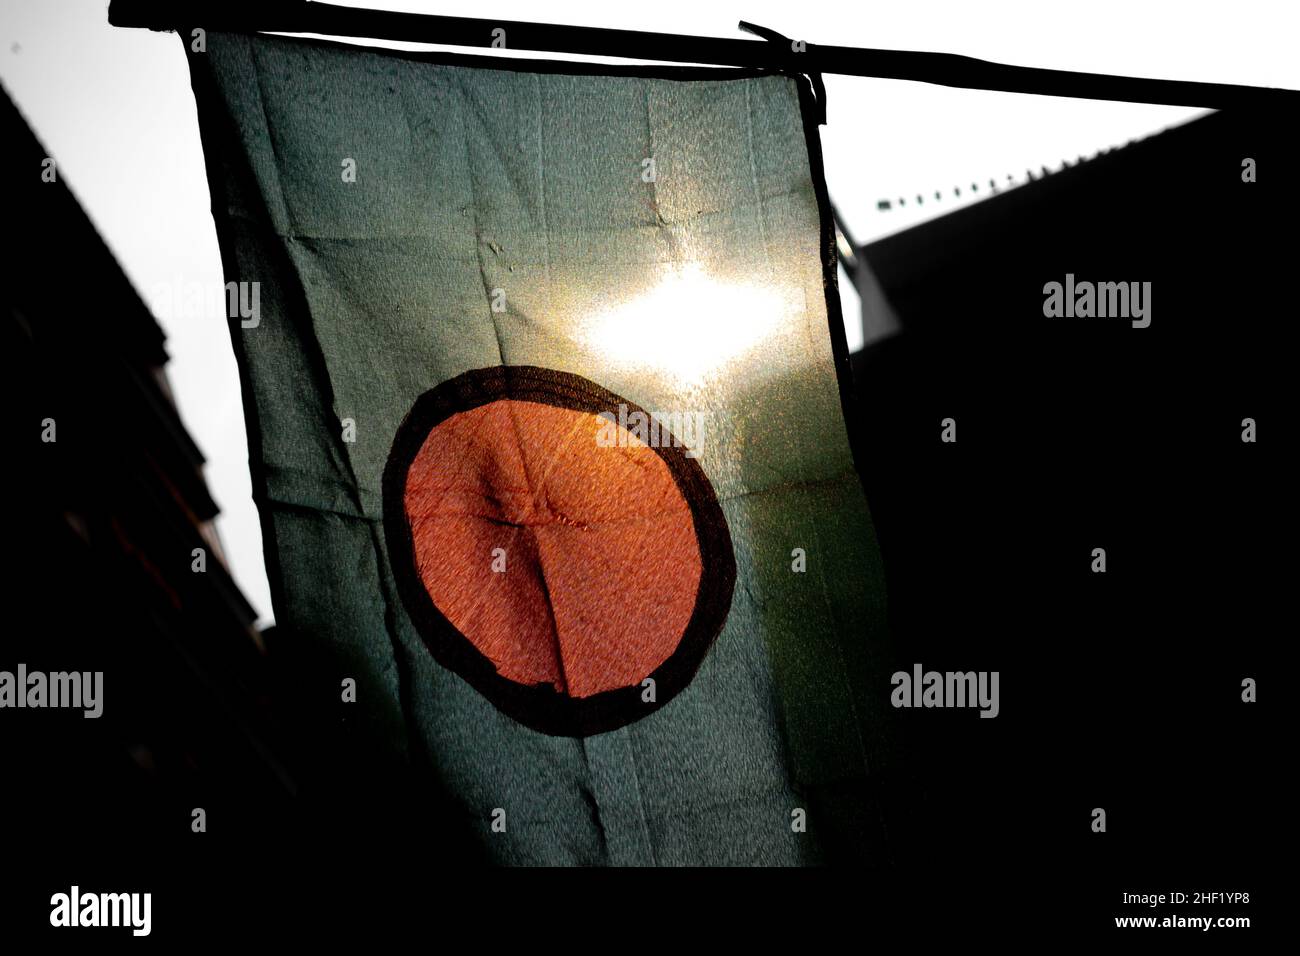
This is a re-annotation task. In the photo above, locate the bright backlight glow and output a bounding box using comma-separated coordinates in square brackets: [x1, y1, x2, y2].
[583, 263, 792, 384]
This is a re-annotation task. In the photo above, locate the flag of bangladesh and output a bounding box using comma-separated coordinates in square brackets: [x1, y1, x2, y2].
[186, 30, 891, 865]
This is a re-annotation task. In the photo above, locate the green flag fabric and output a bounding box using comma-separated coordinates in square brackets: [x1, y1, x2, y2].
[186, 31, 890, 865]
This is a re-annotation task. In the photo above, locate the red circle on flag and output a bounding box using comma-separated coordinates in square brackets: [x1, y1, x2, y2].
[382, 366, 735, 736]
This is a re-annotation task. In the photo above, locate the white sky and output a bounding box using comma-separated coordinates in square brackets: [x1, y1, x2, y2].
[2, 0, 1295, 625]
